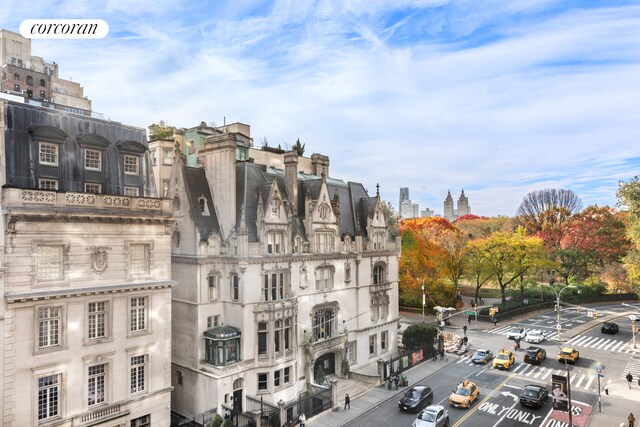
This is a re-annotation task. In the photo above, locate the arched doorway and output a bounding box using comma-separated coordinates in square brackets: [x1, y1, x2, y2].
[314, 353, 336, 382]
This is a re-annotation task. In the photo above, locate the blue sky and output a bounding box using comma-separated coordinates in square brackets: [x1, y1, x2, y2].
[3, 0, 640, 216]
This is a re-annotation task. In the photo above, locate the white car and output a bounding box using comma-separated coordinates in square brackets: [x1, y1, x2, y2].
[506, 327, 527, 340]
[629, 314, 640, 322]
[524, 330, 545, 344]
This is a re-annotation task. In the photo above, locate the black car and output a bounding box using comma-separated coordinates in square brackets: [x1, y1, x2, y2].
[519, 385, 548, 408]
[399, 385, 434, 412]
[524, 347, 546, 365]
[601, 322, 619, 334]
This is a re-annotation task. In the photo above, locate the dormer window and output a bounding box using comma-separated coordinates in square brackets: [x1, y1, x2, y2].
[271, 200, 280, 216]
[198, 196, 210, 216]
[124, 155, 139, 175]
[267, 232, 283, 254]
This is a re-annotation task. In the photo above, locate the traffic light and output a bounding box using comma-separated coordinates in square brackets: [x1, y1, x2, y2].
[554, 304, 557, 312]
[576, 305, 581, 313]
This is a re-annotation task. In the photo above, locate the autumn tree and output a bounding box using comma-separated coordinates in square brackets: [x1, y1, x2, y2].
[456, 215, 515, 240]
[464, 244, 494, 304]
[516, 189, 583, 248]
[399, 217, 456, 308]
[617, 177, 640, 291]
[556, 205, 630, 284]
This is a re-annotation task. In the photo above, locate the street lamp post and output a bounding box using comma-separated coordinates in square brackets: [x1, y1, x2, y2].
[552, 340, 573, 427]
[551, 285, 576, 339]
[596, 369, 603, 413]
[421, 285, 425, 318]
[621, 303, 639, 349]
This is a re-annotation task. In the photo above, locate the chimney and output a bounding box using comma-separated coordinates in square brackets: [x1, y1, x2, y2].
[311, 153, 330, 177]
[284, 151, 298, 215]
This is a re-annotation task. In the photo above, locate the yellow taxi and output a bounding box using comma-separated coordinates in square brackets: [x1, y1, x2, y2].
[558, 347, 579, 364]
[448, 380, 480, 409]
[492, 349, 515, 370]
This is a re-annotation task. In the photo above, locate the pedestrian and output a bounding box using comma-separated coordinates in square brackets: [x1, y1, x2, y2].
[467, 315, 472, 325]
[298, 412, 306, 427]
[440, 350, 445, 361]
[629, 412, 636, 427]
[344, 393, 350, 410]
[493, 317, 498, 327]
[627, 372, 633, 389]
[463, 325, 468, 336]
[480, 298, 485, 305]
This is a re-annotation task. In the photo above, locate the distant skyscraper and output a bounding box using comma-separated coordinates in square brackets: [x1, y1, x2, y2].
[458, 189, 470, 216]
[444, 189, 471, 221]
[399, 187, 409, 209]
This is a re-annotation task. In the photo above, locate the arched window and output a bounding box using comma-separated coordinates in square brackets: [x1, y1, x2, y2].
[373, 263, 386, 285]
[40, 79, 46, 87]
[313, 306, 336, 341]
[173, 196, 180, 211]
[198, 196, 209, 216]
[26, 75, 34, 86]
[319, 203, 330, 220]
[13, 73, 20, 81]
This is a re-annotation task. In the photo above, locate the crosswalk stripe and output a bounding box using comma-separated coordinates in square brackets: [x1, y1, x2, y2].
[571, 335, 591, 346]
[574, 374, 585, 388]
[533, 367, 545, 379]
[610, 341, 624, 352]
[602, 340, 617, 350]
[456, 355, 469, 364]
[591, 338, 607, 348]
[584, 376, 594, 391]
[596, 338, 612, 350]
[540, 368, 553, 380]
[579, 336, 600, 347]
[618, 343, 631, 353]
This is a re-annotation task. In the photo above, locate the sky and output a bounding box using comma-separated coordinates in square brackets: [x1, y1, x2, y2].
[3, 0, 640, 217]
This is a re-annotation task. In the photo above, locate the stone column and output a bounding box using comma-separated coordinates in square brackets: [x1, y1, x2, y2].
[278, 399, 286, 426]
[329, 378, 339, 411]
[377, 358, 386, 386]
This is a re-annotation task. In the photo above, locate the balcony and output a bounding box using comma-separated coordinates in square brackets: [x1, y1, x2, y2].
[74, 403, 129, 426]
[2, 188, 172, 215]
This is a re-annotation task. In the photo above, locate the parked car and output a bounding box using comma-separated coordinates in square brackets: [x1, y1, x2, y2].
[524, 347, 546, 365]
[601, 322, 619, 334]
[506, 327, 527, 340]
[448, 380, 479, 409]
[524, 330, 545, 343]
[399, 385, 434, 413]
[471, 349, 493, 364]
[558, 347, 579, 364]
[493, 349, 516, 370]
[413, 405, 450, 427]
[519, 384, 549, 408]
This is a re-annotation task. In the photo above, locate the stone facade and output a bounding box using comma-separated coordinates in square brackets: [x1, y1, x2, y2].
[444, 189, 470, 221]
[157, 123, 401, 421]
[1, 99, 174, 426]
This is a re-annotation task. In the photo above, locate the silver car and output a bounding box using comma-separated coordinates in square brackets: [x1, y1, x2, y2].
[413, 405, 449, 427]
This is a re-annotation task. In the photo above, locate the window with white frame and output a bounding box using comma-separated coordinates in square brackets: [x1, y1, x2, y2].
[208, 274, 217, 301]
[88, 301, 107, 340]
[85, 182, 101, 194]
[315, 266, 333, 291]
[274, 369, 281, 388]
[131, 415, 151, 427]
[130, 297, 147, 333]
[369, 334, 377, 356]
[284, 318, 292, 351]
[37, 245, 64, 280]
[263, 271, 286, 301]
[124, 155, 139, 175]
[162, 148, 174, 165]
[129, 244, 150, 275]
[230, 274, 239, 301]
[274, 319, 282, 353]
[130, 354, 147, 394]
[284, 366, 291, 384]
[267, 232, 283, 254]
[381, 331, 388, 353]
[39, 142, 58, 166]
[314, 232, 334, 253]
[258, 373, 268, 391]
[87, 364, 106, 406]
[37, 374, 60, 421]
[39, 178, 59, 190]
[84, 149, 101, 171]
[38, 306, 61, 348]
[124, 186, 140, 196]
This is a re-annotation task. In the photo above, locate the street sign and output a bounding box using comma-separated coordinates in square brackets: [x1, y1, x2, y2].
[463, 310, 477, 315]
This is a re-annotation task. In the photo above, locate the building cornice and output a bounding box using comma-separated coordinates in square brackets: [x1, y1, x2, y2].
[171, 250, 399, 266]
[5, 280, 176, 303]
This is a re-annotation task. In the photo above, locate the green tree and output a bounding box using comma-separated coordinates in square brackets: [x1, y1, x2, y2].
[208, 413, 223, 427]
[221, 419, 234, 427]
[402, 323, 439, 350]
[617, 177, 640, 293]
[469, 232, 550, 303]
[292, 138, 306, 156]
[464, 244, 494, 304]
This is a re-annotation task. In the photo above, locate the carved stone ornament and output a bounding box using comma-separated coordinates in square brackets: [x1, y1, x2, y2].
[88, 246, 111, 274]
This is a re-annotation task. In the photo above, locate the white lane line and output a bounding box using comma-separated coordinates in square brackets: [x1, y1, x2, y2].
[456, 355, 470, 364]
[476, 368, 487, 377]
